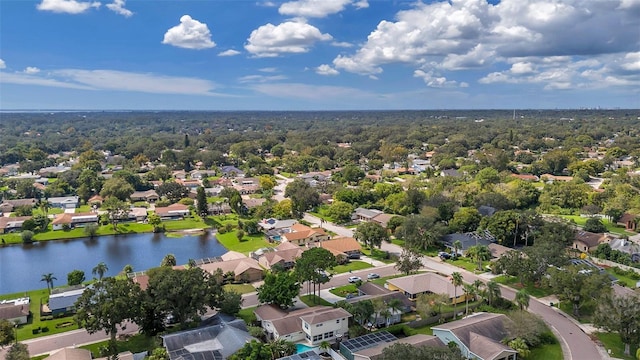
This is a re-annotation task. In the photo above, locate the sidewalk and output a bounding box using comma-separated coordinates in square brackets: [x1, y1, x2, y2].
[359, 255, 388, 267]
[319, 289, 346, 304]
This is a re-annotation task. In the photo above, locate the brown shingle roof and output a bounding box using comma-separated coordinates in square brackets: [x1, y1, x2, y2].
[387, 273, 463, 298]
[432, 313, 514, 357]
[254, 304, 287, 321]
[318, 237, 361, 254]
[354, 334, 445, 359]
[0, 216, 31, 230]
[45, 347, 92, 360]
[0, 303, 29, 320]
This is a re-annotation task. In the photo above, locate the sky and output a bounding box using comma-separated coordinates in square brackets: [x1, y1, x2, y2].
[0, 0, 639, 110]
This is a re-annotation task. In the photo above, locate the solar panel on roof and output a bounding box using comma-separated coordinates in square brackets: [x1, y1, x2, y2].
[340, 331, 398, 354]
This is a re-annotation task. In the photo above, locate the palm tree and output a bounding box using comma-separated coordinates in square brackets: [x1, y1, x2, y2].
[380, 308, 392, 327]
[452, 240, 462, 258]
[387, 298, 403, 320]
[92, 262, 109, 281]
[39, 199, 51, 219]
[482, 280, 501, 306]
[467, 245, 491, 271]
[451, 272, 463, 319]
[508, 338, 530, 358]
[319, 341, 331, 354]
[515, 289, 530, 311]
[41, 273, 56, 293]
[161, 253, 177, 267]
[122, 264, 134, 274]
[463, 284, 476, 315]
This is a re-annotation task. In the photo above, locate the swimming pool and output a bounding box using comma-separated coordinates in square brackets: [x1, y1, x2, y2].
[295, 343, 317, 354]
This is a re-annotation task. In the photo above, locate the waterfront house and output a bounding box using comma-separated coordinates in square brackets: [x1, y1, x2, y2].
[0, 303, 29, 325]
[154, 203, 189, 220]
[51, 212, 99, 230]
[386, 273, 467, 304]
[48, 196, 80, 209]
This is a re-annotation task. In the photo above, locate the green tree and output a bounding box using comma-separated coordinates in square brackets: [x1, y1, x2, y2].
[327, 200, 354, 224]
[515, 289, 530, 311]
[67, 270, 86, 286]
[75, 277, 142, 358]
[482, 280, 501, 307]
[258, 175, 276, 192]
[508, 338, 530, 359]
[545, 265, 612, 317]
[196, 186, 208, 217]
[0, 319, 16, 347]
[92, 262, 109, 281]
[395, 214, 444, 250]
[395, 248, 422, 275]
[103, 196, 129, 230]
[41, 273, 56, 293]
[416, 292, 449, 320]
[451, 272, 463, 319]
[218, 290, 243, 316]
[84, 223, 99, 238]
[147, 348, 169, 360]
[161, 254, 177, 267]
[583, 217, 606, 233]
[354, 221, 389, 249]
[272, 199, 293, 219]
[147, 212, 163, 233]
[294, 247, 336, 303]
[21, 231, 34, 244]
[5, 342, 29, 360]
[100, 177, 135, 201]
[462, 284, 476, 315]
[257, 271, 300, 309]
[594, 293, 640, 356]
[449, 207, 482, 233]
[157, 181, 190, 203]
[285, 179, 320, 218]
[466, 244, 491, 271]
[475, 167, 500, 189]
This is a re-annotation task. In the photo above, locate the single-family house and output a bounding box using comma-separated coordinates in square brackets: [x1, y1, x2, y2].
[162, 315, 255, 360]
[244, 198, 266, 209]
[51, 212, 99, 230]
[0, 216, 32, 234]
[345, 333, 445, 360]
[510, 173, 539, 181]
[154, 203, 190, 220]
[442, 232, 494, 256]
[207, 202, 232, 215]
[0, 198, 37, 213]
[130, 190, 159, 202]
[432, 312, 517, 360]
[48, 196, 80, 209]
[220, 166, 245, 178]
[44, 286, 86, 315]
[488, 243, 512, 261]
[88, 195, 104, 206]
[478, 205, 497, 217]
[128, 207, 148, 222]
[172, 170, 187, 180]
[573, 230, 612, 253]
[199, 257, 264, 283]
[255, 305, 351, 345]
[617, 213, 639, 232]
[233, 178, 261, 195]
[204, 185, 225, 197]
[608, 238, 640, 263]
[347, 283, 412, 328]
[176, 178, 201, 189]
[386, 273, 467, 304]
[318, 237, 361, 263]
[258, 218, 298, 231]
[352, 208, 394, 228]
[281, 224, 329, 246]
[441, 169, 462, 177]
[540, 174, 574, 182]
[44, 347, 92, 360]
[0, 303, 29, 325]
[256, 241, 305, 270]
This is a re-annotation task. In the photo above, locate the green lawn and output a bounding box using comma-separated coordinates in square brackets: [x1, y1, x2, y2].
[604, 268, 639, 288]
[163, 218, 208, 231]
[224, 283, 256, 295]
[299, 295, 333, 307]
[0, 288, 79, 342]
[361, 248, 395, 264]
[215, 231, 271, 254]
[529, 343, 563, 360]
[237, 306, 257, 325]
[80, 333, 159, 358]
[329, 284, 358, 297]
[493, 275, 555, 298]
[558, 215, 636, 236]
[596, 332, 638, 360]
[331, 261, 373, 274]
[448, 256, 490, 274]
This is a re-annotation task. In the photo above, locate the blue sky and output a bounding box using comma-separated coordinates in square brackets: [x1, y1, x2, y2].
[0, 0, 639, 110]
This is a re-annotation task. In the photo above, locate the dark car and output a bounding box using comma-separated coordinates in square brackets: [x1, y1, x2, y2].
[438, 251, 452, 259]
[348, 253, 361, 259]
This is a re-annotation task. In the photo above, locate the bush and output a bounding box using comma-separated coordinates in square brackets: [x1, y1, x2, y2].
[41, 315, 53, 321]
[21, 230, 35, 243]
[538, 331, 557, 345]
[32, 327, 40, 334]
[41, 326, 49, 333]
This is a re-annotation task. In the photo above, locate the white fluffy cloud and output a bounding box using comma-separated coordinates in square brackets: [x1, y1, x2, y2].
[245, 21, 332, 57]
[162, 15, 216, 50]
[333, 0, 640, 90]
[106, 0, 132, 17]
[0, 59, 6, 69]
[24, 67, 41, 74]
[316, 64, 339, 76]
[218, 49, 241, 57]
[279, 0, 357, 18]
[238, 74, 287, 83]
[37, 0, 100, 14]
[414, 70, 467, 88]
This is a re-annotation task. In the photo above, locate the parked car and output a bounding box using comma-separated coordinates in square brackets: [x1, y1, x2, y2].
[367, 273, 380, 279]
[348, 253, 361, 259]
[438, 251, 452, 260]
[348, 276, 362, 283]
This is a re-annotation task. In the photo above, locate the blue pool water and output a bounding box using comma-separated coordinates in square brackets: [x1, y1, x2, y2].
[295, 343, 317, 354]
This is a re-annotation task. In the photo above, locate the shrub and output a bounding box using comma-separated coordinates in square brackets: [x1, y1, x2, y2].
[41, 326, 49, 333]
[21, 230, 35, 243]
[32, 327, 40, 334]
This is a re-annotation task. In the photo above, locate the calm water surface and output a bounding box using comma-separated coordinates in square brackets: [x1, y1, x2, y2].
[0, 232, 227, 294]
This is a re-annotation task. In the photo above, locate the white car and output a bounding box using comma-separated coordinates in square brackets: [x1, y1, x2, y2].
[348, 276, 362, 283]
[367, 273, 380, 279]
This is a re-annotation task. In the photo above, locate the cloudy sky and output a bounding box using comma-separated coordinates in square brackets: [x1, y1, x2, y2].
[1, 0, 639, 110]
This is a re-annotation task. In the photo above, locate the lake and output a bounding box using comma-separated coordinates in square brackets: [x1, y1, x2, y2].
[0, 231, 227, 295]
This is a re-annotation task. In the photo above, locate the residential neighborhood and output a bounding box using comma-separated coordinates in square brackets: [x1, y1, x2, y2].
[0, 110, 639, 360]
